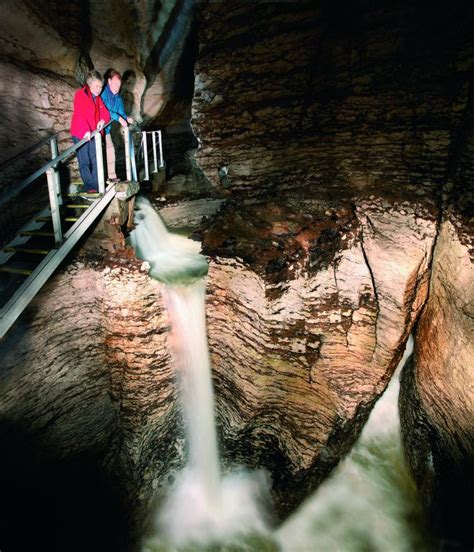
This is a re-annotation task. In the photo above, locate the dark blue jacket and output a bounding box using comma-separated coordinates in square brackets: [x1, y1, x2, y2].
[101, 84, 127, 134]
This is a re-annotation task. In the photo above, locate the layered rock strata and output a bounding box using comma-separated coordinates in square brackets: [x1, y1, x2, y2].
[398, 40, 474, 548]
[0, 202, 181, 551]
[399, 219, 473, 549]
[192, 0, 474, 527]
[201, 195, 437, 516]
[192, 2, 474, 200]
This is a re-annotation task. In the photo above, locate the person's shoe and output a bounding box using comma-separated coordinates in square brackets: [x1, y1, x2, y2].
[80, 189, 99, 201]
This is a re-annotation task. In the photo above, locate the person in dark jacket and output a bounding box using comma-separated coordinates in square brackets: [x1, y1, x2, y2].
[101, 69, 134, 182]
[70, 69, 110, 192]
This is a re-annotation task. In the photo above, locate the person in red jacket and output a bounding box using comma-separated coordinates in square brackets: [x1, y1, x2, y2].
[70, 69, 110, 193]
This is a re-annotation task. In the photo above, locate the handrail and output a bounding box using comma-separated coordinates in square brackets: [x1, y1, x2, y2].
[0, 183, 117, 339]
[0, 129, 69, 171]
[139, 130, 164, 181]
[0, 122, 112, 207]
[0, 119, 146, 338]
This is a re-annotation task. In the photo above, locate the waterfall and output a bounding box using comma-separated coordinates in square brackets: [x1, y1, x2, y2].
[130, 198, 271, 549]
[275, 335, 433, 551]
[130, 198, 429, 551]
[165, 283, 221, 504]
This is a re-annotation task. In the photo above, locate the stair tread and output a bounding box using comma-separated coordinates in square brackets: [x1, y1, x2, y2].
[0, 266, 32, 275]
[20, 231, 55, 236]
[3, 247, 50, 255]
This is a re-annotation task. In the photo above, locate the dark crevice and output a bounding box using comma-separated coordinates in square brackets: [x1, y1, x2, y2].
[354, 209, 379, 361]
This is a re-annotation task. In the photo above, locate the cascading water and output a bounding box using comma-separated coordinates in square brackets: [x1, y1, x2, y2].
[130, 198, 431, 551]
[130, 198, 271, 549]
[275, 336, 430, 551]
[165, 284, 221, 506]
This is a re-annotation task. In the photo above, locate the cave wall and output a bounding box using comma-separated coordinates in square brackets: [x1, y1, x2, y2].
[192, 1, 474, 199]
[0, 203, 182, 551]
[191, 0, 474, 530]
[0, 0, 473, 549]
[0, 0, 196, 185]
[399, 60, 474, 548]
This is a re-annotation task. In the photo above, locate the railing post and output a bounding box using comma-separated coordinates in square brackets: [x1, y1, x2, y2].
[50, 136, 63, 206]
[152, 131, 158, 173]
[158, 130, 164, 168]
[50, 135, 58, 159]
[46, 168, 63, 246]
[94, 132, 105, 194]
[130, 132, 138, 182]
[124, 128, 132, 182]
[142, 131, 149, 181]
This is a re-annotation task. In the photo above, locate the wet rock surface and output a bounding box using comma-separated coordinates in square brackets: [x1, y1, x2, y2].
[201, 194, 437, 516]
[400, 219, 474, 550]
[191, 0, 474, 531]
[0, 0, 473, 549]
[0, 203, 182, 550]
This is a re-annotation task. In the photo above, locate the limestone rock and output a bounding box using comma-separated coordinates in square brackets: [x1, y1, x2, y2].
[192, 2, 473, 200]
[202, 196, 437, 515]
[190, 0, 474, 523]
[400, 219, 474, 549]
[0, 204, 181, 549]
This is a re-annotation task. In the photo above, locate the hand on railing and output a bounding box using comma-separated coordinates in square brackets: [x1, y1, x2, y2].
[119, 116, 135, 128]
[96, 119, 105, 131]
[83, 131, 91, 141]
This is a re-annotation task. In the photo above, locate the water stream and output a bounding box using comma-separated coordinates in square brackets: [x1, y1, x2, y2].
[130, 198, 431, 551]
[130, 198, 270, 549]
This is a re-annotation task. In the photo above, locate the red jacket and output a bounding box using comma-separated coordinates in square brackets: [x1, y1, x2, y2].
[70, 85, 110, 139]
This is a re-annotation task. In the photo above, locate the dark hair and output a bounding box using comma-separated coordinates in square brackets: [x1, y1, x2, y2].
[108, 69, 122, 81]
[85, 69, 102, 86]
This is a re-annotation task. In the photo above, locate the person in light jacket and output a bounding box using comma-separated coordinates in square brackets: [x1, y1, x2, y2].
[101, 69, 134, 183]
[70, 69, 110, 193]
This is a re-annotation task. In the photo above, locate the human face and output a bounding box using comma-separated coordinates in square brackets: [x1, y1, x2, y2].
[108, 76, 122, 95]
[89, 79, 102, 97]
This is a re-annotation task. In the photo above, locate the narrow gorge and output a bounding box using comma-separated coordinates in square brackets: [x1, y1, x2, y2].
[0, 1, 472, 551]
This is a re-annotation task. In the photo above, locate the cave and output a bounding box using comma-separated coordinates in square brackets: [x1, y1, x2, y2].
[0, 1, 473, 551]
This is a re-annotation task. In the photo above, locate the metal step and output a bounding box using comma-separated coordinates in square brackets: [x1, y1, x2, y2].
[65, 204, 90, 209]
[3, 247, 50, 255]
[0, 207, 52, 266]
[20, 230, 55, 237]
[0, 266, 32, 275]
[66, 193, 101, 198]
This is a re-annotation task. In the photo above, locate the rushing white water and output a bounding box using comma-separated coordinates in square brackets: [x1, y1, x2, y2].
[163, 283, 221, 507]
[276, 335, 433, 552]
[131, 198, 430, 551]
[130, 197, 209, 285]
[130, 198, 271, 549]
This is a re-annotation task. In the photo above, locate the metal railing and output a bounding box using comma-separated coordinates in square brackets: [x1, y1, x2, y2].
[0, 130, 64, 171]
[0, 123, 117, 246]
[1, 125, 165, 246]
[0, 122, 165, 339]
[140, 130, 164, 181]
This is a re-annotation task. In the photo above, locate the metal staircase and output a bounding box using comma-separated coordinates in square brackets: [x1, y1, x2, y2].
[0, 125, 164, 339]
[0, 187, 116, 338]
